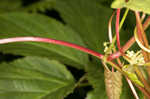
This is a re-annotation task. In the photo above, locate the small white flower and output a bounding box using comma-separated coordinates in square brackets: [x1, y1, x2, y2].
[103, 42, 111, 54]
[126, 50, 145, 65]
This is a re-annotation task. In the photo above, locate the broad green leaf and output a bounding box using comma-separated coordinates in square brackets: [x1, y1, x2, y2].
[111, 0, 150, 14]
[104, 70, 122, 99]
[0, 56, 75, 99]
[0, 0, 22, 13]
[54, 0, 113, 52]
[0, 13, 89, 69]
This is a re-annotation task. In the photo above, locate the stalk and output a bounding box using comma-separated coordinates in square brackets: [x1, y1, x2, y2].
[135, 11, 150, 62]
[108, 15, 150, 61]
[137, 86, 150, 99]
[134, 66, 150, 93]
[108, 10, 139, 98]
[108, 11, 115, 72]
[0, 37, 104, 59]
[116, 9, 122, 51]
[126, 78, 139, 99]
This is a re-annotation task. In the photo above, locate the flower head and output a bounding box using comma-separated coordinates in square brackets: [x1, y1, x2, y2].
[126, 50, 145, 65]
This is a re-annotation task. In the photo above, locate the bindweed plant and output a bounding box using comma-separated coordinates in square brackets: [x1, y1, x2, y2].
[0, 0, 150, 99]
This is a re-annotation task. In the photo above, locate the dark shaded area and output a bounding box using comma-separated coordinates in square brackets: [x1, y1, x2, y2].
[65, 66, 91, 99]
[66, 65, 92, 99]
[65, 86, 92, 99]
[125, 0, 129, 2]
[40, 9, 66, 24]
[0, 53, 23, 63]
[22, 0, 41, 6]
[65, 63, 93, 99]
[100, 0, 113, 8]
[67, 66, 85, 81]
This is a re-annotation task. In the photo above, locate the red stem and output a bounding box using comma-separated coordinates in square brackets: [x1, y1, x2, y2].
[143, 16, 150, 30]
[137, 86, 150, 99]
[0, 37, 104, 59]
[108, 15, 150, 61]
[116, 9, 121, 51]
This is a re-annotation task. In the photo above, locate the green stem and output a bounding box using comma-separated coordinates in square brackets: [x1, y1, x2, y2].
[120, 8, 129, 29]
[77, 83, 91, 87]
[107, 61, 122, 73]
[75, 74, 87, 88]
[109, 8, 129, 53]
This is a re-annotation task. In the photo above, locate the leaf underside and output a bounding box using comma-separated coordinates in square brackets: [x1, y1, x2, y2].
[104, 70, 122, 99]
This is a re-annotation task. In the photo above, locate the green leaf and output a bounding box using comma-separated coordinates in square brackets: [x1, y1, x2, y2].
[0, 13, 89, 69]
[120, 77, 144, 99]
[0, 56, 75, 99]
[122, 65, 144, 87]
[0, 0, 22, 13]
[54, 0, 113, 52]
[85, 60, 143, 99]
[111, 0, 150, 14]
[85, 61, 107, 99]
[120, 77, 135, 99]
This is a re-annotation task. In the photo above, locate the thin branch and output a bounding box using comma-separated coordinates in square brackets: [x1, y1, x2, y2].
[141, 13, 146, 22]
[0, 37, 104, 59]
[135, 11, 150, 62]
[116, 9, 122, 51]
[143, 16, 150, 30]
[136, 86, 150, 99]
[126, 78, 139, 99]
[134, 66, 150, 93]
[0, 36, 125, 73]
[75, 74, 87, 88]
[119, 8, 129, 29]
[108, 15, 150, 61]
[108, 11, 115, 43]
[116, 54, 139, 99]
[108, 11, 115, 72]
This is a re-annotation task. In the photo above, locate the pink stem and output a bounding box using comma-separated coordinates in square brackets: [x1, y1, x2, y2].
[108, 11, 115, 72]
[107, 35, 135, 61]
[116, 9, 121, 51]
[0, 37, 104, 59]
[126, 78, 139, 99]
[108, 15, 150, 61]
[107, 51, 121, 61]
